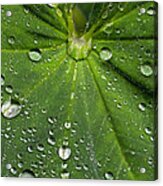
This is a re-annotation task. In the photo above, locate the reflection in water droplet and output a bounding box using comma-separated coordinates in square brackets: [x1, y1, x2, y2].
[147, 7, 156, 16]
[19, 170, 35, 178]
[1, 99, 22, 119]
[100, 48, 112, 61]
[58, 146, 71, 160]
[140, 167, 146, 174]
[28, 49, 42, 62]
[104, 172, 114, 180]
[138, 103, 146, 112]
[8, 36, 15, 45]
[5, 85, 13, 94]
[6, 10, 12, 17]
[140, 65, 153, 77]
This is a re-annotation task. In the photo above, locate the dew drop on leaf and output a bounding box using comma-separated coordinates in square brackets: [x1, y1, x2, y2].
[60, 171, 70, 179]
[6, 163, 12, 170]
[6, 10, 12, 17]
[28, 49, 42, 62]
[58, 146, 71, 160]
[47, 136, 56, 146]
[10, 167, 17, 175]
[37, 144, 44, 152]
[139, 167, 146, 174]
[140, 64, 153, 77]
[19, 170, 35, 178]
[139, 8, 146, 14]
[144, 127, 152, 135]
[5, 85, 13, 94]
[104, 172, 114, 180]
[8, 36, 15, 45]
[64, 121, 71, 129]
[147, 7, 156, 16]
[100, 48, 112, 61]
[1, 99, 22, 119]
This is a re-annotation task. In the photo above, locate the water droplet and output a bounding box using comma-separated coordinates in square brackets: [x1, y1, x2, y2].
[19, 170, 35, 178]
[1, 75, 5, 86]
[5, 85, 13, 94]
[104, 172, 114, 180]
[47, 136, 56, 146]
[140, 65, 153, 77]
[28, 49, 42, 62]
[140, 167, 146, 174]
[27, 146, 33, 153]
[139, 8, 146, 14]
[145, 127, 152, 135]
[8, 36, 15, 45]
[48, 117, 55, 124]
[37, 144, 44, 152]
[138, 103, 146, 112]
[6, 10, 12, 17]
[147, 7, 156, 16]
[60, 171, 70, 179]
[100, 48, 112, 61]
[6, 163, 12, 170]
[1, 99, 22, 119]
[58, 146, 71, 160]
[64, 121, 71, 129]
[10, 167, 17, 175]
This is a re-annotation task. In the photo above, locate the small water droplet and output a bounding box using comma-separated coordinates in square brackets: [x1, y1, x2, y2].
[145, 127, 152, 135]
[37, 144, 44, 152]
[47, 136, 56, 146]
[138, 103, 146, 112]
[6, 163, 12, 170]
[100, 48, 112, 61]
[140, 65, 153, 77]
[139, 8, 146, 14]
[147, 7, 156, 16]
[1, 99, 22, 119]
[60, 171, 70, 179]
[104, 172, 114, 180]
[19, 170, 35, 178]
[140, 167, 146, 174]
[28, 49, 42, 62]
[27, 146, 33, 153]
[10, 167, 17, 175]
[64, 121, 71, 129]
[58, 146, 71, 160]
[6, 10, 12, 17]
[5, 85, 13, 94]
[8, 36, 15, 45]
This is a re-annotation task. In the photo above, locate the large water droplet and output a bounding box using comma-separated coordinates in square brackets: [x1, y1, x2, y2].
[19, 170, 35, 178]
[104, 172, 114, 180]
[140, 65, 153, 77]
[1, 99, 22, 119]
[28, 49, 42, 62]
[58, 146, 71, 160]
[100, 48, 112, 61]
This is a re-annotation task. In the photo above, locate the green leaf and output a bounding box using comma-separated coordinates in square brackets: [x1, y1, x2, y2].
[1, 2, 158, 180]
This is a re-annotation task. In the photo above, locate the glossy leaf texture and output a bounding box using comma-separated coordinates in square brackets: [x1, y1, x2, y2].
[1, 1, 158, 180]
